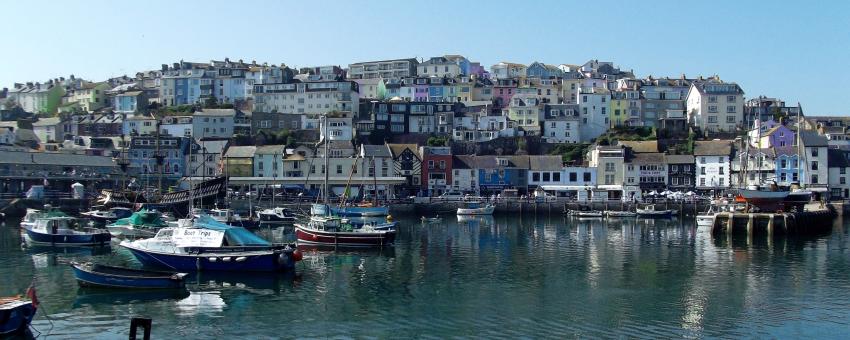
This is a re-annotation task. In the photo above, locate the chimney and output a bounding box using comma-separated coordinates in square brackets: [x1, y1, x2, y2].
[173, 63, 180, 70]
[161, 64, 168, 72]
[681, 73, 686, 80]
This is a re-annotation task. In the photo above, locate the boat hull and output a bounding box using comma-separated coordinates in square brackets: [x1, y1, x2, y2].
[636, 211, 675, 218]
[0, 301, 36, 335]
[121, 244, 296, 272]
[71, 263, 185, 289]
[457, 206, 495, 215]
[106, 225, 160, 238]
[605, 211, 637, 218]
[23, 228, 111, 246]
[332, 206, 390, 217]
[295, 225, 395, 247]
[696, 215, 715, 228]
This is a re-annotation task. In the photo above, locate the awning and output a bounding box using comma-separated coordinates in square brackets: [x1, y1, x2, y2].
[596, 185, 623, 190]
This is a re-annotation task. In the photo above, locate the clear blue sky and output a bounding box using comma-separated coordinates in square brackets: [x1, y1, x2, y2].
[2, 0, 848, 115]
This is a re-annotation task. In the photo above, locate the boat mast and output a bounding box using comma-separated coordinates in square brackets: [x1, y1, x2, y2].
[796, 103, 804, 188]
[323, 114, 329, 205]
[372, 155, 379, 206]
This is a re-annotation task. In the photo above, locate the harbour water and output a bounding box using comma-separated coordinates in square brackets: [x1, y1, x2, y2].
[2, 214, 850, 338]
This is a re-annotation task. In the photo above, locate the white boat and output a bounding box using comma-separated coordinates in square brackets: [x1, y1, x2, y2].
[456, 202, 495, 215]
[635, 205, 676, 217]
[256, 207, 296, 224]
[20, 208, 69, 229]
[605, 210, 637, 218]
[695, 205, 716, 228]
[23, 217, 111, 246]
[567, 210, 604, 218]
[80, 207, 133, 222]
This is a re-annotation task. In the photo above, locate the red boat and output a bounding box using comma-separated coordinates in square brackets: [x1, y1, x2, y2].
[295, 216, 396, 247]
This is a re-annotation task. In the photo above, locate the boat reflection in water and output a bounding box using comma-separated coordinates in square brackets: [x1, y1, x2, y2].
[187, 271, 298, 293]
[175, 291, 226, 316]
[456, 214, 495, 227]
[73, 287, 190, 308]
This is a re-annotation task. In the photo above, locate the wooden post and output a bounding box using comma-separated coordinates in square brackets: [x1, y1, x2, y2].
[726, 213, 734, 234]
[767, 215, 775, 238]
[747, 215, 754, 236]
[129, 317, 152, 340]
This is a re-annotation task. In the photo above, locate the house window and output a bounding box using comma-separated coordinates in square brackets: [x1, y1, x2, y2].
[337, 165, 343, 174]
[726, 116, 736, 123]
[700, 178, 706, 186]
[812, 148, 819, 157]
[812, 174, 819, 183]
[708, 115, 718, 123]
[841, 177, 846, 185]
[812, 161, 818, 170]
[842, 168, 847, 175]
[700, 167, 706, 175]
[726, 106, 736, 113]
[532, 172, 540, 182]
[584, 172, 591, 182]
[542, 172, 550, 182]
[781, 159, 787, 168]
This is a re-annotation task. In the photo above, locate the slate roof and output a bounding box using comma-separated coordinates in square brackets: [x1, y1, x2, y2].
[388, 143, 419, 158]
[528, 155, 563, 170]
[631, 152, 665, 164]
[224, 145, 256, 158]
[254, 145, 286, 155]
[799, 131, 828, 147]
[361, 144, 391, 158]
[32, 117, 61, 127]
[665, 154, 694, 164]
[694, 140, 732, 156]
[619, 140, 658, 153]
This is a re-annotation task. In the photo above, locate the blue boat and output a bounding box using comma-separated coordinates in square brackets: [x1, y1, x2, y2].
[119, 215, 301, 272]
[0, 290, 37, 336]
[23, 217, 111, 246]
[71, 262, 187, 289]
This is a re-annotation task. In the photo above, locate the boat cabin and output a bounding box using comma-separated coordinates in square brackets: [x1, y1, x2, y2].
[32, 217, 79, 235]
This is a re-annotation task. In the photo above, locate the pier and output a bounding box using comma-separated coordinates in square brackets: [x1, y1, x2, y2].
[710, 204, 836, 237]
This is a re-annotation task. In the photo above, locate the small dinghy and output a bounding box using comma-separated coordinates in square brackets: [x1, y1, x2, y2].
[421, 215, 443, 223]
[566, 210, 604, 218]
[605, 210, 637, 218]
[0, 286, 37, 336]
[71, 262, 187, 289]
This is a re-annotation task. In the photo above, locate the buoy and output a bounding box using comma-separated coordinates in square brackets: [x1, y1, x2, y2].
[235, 256, 247, 262]
[222, 257, 232, 262]
[386, 215, 393, 221]
[209, 257, 218, 262]
[292, 250, 303, 262]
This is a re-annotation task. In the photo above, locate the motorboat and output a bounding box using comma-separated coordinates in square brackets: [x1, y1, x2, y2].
[635, 205, 677, 218]
[22, 217, 111, 246]
[202, 208, 257, 228]
[120, 215, 301, 272]
[566, 210, 604, 218]
[71, 261, 187, 289]
[0, 288, 37, 336]
[456, 201, 495, 215]
[605, 210, 637, 218]
[80, 207, 133, 223]
[295, 215, 396, 247]
[106, 209, 170, 238]
[20, 208, 69, 229]
[256, 207, 297, 225]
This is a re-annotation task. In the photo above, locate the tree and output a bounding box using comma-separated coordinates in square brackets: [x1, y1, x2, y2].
[204, 96, 219, 108]
[427, 136, 448, 147]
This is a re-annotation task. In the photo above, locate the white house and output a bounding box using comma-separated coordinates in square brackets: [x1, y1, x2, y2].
[192, 109, 235, 139]
[188, 139, 229, 177]
[253, 80, 359, 116]
[31, 117, 62, 143]
[123, 114, 158, 136]
[686, 81, 744, 134]
[543, 104, 580, 144]
[800, 131, 829, 191]
[694, 140, 732, 190]
[419, 56, 462, 78]
[452, 155, 478, 194]
[319, 116, 353, 141]
[452, 113, 515, 142]
[577, 86, 610, 142]
[160, 116, 193, 137]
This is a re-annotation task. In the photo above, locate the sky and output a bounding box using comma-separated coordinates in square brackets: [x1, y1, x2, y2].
[1, 0, 849, 115]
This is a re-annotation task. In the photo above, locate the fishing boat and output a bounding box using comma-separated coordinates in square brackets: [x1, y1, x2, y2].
[80, 207, 133, 223]
[20, 207, 69, 229]
[106, 209, 170, 238]
[0, 287, 37, 336]
[256, 207, 297, 225]
[206, 208, 254, 225]
[635, 205, 677, 218]
[566, 209, 604, 218]
[70, 262, 187, 289]
[119, 215, 301, 272]
[23, 217, 111, 246]
[456, 201, 495, 215]
[605, 210, 637, 218]
[295, 215, 397, 247]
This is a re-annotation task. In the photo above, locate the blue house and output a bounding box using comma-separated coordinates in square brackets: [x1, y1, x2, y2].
[128, 135, 191, 182]
[475, 155, 530, 195]
[774, 147, 799, 187]
[526, 62, 564, 79]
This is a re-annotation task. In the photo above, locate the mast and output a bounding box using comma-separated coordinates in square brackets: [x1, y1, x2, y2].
[373, 155, 379, 206]
[323, 114, 330, 205]
[796, 103, 803, 188]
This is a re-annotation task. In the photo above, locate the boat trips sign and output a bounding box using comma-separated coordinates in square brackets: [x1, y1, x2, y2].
[173, 229, 225, 247]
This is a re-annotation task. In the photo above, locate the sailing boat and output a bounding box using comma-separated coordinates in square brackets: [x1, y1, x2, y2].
[737, 118, 790, 211]
[296, 115, 397, 247]
[333, 154, 390, 217]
